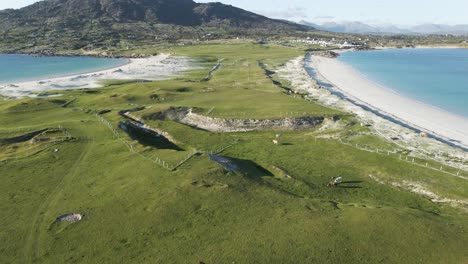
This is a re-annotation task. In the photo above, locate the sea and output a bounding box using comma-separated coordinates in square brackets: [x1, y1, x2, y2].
[338, 48, 468, 118]
[0, 54, 127, 85]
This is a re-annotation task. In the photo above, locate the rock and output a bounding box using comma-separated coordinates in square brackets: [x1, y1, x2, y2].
[56, 213, 83, 223]
[145, 107, 325, 132]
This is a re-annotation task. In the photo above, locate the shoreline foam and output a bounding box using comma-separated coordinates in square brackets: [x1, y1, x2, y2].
[0, 54, 194, 98]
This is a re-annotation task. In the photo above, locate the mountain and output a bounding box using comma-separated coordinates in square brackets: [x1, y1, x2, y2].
[0, 0, 312, 52]
[301, 20, 468, 35]
[410, 24, 468, 35]
[301, 21, 378, 34]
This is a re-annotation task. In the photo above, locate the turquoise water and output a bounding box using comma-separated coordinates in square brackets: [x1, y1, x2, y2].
[338, 48, 468, 117]
[0, 54, 127, 84]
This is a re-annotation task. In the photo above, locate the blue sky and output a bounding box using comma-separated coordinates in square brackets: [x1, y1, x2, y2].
[1, 0, 467, 25]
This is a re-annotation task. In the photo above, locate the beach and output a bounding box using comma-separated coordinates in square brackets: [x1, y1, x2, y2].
[309, 55, 468, 149]
[277, 55, 468, 170]
[0, 54, 194, 98]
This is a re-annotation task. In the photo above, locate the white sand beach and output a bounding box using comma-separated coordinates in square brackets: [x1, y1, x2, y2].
[310, 55, 468, 149]
[0, 54, 194, 98]
[277, 55, 468, 171]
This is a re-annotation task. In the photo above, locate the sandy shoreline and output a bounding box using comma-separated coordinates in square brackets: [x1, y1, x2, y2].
[277, 55, 468, 170]
[0, 54, 194, 98]
[309, 55, 468, 149]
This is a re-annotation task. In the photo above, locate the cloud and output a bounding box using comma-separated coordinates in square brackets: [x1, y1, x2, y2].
[314, 15, 335, 20]
[255, 6, 308, 19]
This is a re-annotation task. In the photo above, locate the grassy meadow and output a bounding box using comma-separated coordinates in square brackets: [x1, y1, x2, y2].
[0, 43, 467, 263]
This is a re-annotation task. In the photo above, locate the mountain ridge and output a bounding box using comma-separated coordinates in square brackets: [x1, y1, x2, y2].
[0, 0, 313, 52]
[301, 20, 468, 35]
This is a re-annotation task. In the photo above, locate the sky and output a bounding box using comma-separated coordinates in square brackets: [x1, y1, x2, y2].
[1, 0, 467, 26]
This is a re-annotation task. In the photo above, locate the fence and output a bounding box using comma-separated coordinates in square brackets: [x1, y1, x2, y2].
[199, 139, 240, 155]
[171, 151, 199, 171]
[335, 137, 468, 180]
[370, 125, 468, 174]
[94, 113, 239, 171]
[95, 113, 135, 151]
[95, 113, 175, 170]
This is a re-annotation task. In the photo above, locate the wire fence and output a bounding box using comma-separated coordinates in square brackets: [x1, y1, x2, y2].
[94, 113, 240, 171]
[171, 151, 199, 171]
[198, 139, 240, 155]
[335, 137, 468, 180]
[95, 113, 134, 151]
[370, 125, 468, 174]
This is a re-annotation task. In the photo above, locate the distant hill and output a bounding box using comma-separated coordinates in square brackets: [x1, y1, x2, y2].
[301, 20, 468, 36]
[0, 0, 313, 53]
[301, 21, 381, 34]
[410, 24, 468, 35]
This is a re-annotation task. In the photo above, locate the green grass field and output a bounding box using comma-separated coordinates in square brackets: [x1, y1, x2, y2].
[0, 43, 467, 263]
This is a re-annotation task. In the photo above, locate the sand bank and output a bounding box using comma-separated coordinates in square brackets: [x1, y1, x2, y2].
[0, 54, 194, 98]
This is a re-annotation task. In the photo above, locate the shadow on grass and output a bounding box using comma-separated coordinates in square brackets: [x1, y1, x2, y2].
[341, 181, 363, 184]
[210, 154, 273, 180]
[120, 122, 184, 151]
[337, 180, 363, 189]
[0, 129, 48, 145]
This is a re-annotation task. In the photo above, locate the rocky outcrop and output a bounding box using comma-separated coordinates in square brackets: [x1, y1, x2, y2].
[145, 107, 326, 132]
[315, 51, 340, 58]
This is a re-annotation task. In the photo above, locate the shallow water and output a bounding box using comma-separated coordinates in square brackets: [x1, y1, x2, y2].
[338, 48, 468, 117]
[0, 54, 127, 84]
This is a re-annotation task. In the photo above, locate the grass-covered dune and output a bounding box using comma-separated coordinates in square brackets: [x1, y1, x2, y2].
[0, 44, 467, 263]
